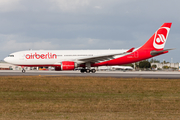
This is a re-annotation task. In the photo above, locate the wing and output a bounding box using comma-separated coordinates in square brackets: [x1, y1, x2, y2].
[77, 47, 135, 63]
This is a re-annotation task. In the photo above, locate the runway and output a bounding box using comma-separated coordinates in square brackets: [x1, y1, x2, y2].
[1, 70, 180, 79]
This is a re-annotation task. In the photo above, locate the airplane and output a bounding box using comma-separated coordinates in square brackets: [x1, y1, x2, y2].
[111, 66, 133, 71]
[4, 23, 173, 73]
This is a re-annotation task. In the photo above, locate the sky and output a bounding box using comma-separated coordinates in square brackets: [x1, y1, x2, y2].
[0, 0, 180, 62]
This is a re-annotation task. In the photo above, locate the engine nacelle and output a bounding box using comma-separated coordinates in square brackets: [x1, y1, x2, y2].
[61, 61, 77, 70]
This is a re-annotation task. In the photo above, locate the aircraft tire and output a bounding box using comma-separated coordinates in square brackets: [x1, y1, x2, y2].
[80, 69, 85, 73]
[91, 69, 96, 73]
[22, 69, 26, 73]
[86, 69, 90, 73]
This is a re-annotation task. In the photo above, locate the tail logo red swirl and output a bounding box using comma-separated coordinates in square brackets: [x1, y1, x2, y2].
[153, 27, 169, 49]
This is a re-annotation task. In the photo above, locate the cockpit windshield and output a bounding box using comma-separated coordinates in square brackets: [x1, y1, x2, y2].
[8, 55, 14, 57]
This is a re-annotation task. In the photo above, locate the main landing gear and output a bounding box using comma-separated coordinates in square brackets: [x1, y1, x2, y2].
[80, 69, 96, 73]
[81, 63, 96, 73]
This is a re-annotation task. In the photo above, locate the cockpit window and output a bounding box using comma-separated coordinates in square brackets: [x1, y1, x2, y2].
[8, 55, 14, 57]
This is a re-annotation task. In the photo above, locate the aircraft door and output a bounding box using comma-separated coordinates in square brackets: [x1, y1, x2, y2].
[19, 54, 24, 60]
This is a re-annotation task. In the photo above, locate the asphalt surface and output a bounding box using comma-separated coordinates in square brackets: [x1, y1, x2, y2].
[0, 70, 180, 79]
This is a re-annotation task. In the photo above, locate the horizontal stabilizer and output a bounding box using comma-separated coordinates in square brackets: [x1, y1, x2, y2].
[150, 48, 174, 56]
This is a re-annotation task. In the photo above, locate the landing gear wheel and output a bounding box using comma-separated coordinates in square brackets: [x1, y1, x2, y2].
[86, 69, 90, 73]
[80, 69, 83, 73]
[80, 69, 85, 73]
[91, 69, 96, 73]
[22, 69, 26, 73]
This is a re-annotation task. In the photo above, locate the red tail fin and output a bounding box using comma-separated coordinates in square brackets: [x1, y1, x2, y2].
[139, 23, 172, 51]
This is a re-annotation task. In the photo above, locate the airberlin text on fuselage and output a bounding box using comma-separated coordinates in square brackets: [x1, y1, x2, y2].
[25, 52, 57, 59]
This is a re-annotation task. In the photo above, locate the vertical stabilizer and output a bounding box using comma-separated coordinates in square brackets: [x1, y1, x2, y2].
[139, 23, 172, 51]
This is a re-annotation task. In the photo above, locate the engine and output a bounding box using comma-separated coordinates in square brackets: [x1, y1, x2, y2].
[61, 61, 77, 70]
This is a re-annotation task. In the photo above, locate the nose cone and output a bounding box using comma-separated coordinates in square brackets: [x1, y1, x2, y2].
[4, 57, 8, 63]
[4, 57, 12, 63]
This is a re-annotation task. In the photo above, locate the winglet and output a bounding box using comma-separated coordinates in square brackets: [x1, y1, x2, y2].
[126, 47, 135, 53]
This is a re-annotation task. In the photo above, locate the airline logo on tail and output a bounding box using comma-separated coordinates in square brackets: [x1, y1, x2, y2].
[153, 27, 170, 49]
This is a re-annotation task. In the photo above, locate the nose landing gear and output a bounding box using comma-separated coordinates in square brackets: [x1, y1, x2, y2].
[22, 69, 26, 73]
[21, 66, 26, 73]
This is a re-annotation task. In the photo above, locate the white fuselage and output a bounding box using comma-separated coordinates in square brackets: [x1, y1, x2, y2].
[4, 49, 127, 66]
